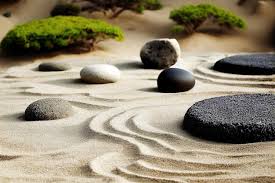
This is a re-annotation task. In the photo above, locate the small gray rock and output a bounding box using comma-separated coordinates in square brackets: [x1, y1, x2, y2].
[140, 39, 181, 69]
[38, 62, 71, 72]
[25, 98, 73, 121]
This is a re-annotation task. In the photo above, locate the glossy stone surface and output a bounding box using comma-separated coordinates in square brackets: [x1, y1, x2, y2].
[25, 98, 73, 121]
[80, 64, 121, 84]
[213, 54, 275, 75]
[140, 39, 181, 69]
[157, 68, 195, 93]
[38, 62, 71, 72]
[183, 94, 275, 144]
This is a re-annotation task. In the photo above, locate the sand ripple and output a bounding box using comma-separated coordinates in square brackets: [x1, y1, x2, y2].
[89, 103, 275, 182]
[0, 54, 274, 182]
[194, 62, 275, 88]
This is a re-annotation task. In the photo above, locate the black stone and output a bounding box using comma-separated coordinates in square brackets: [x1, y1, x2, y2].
[157, 68, 195, 93]
[25, 98, 73, 121]
[140, 39, 179, 69]
[183, 94, 275, 144]
[213, 54, 275, 75]
[3, 12, 11, 18]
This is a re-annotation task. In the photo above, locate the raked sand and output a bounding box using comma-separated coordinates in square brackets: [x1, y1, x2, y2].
[0, 53, 274, 182]
[0, 0, 275, 182]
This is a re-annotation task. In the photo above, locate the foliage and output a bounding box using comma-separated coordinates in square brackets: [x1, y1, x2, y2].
[71, 0, 162, 18]
[51, 3, 81, 16]
[0, 16, 124, 55]
[144, 0, 163, 10]
[170, 4, 246, 34]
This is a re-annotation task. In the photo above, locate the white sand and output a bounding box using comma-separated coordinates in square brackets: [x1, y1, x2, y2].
[0, 54, 274, 183]
[0, 0, 275, 182]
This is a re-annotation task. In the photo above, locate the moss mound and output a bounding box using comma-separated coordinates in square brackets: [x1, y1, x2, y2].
[170, 4, 246, 33]
[0, 16, 124, 55]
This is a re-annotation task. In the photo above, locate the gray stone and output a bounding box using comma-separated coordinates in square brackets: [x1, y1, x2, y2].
[183, 94, 275, 143]
[38, 62, 71, 72]
[140, 39, 181, 69]
[25, 98, 73, 121]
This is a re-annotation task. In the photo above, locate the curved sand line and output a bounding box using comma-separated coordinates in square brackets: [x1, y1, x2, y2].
[88, 102, 275, 182]
[194, 62, 275, 88]
[0, 54, 274, 182]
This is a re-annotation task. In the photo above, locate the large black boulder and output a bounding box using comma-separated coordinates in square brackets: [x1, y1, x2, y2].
[183, 94, 275, 144]
[213, 54, 275, 75]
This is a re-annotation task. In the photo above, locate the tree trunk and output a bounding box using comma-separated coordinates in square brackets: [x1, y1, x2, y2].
[110, 8, 125, 18]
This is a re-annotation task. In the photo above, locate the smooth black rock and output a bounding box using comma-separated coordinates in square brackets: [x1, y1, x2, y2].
[38, 62, 71, 72]
[213, 54, 275, 75]
[183, 94, 275, 144]
[140, 39, 180, 69]
[25, 98, 73, 121]
[3, 12, 11, 18]
[157, 68, 195, 93]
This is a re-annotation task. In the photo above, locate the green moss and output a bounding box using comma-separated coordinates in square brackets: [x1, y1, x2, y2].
[1, 16, 124, 55]
[51, 4, 81, 16]
[170, 4, 246, 33]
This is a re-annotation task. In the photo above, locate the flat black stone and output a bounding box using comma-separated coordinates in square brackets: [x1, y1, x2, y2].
[183, 94, 275, 144]
[157, 68, 195, 93]
[213, 54, 275, 75]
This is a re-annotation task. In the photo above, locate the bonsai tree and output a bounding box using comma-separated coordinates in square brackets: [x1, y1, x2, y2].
[0, 16, 124, 55]
[169, 4, 246, 34]
[67, 0, 162, 18]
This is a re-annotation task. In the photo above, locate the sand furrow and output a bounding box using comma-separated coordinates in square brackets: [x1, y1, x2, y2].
[1, 54, 275, 182]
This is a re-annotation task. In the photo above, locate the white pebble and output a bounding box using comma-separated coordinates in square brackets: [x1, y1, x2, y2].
[80, 64, 121, 84]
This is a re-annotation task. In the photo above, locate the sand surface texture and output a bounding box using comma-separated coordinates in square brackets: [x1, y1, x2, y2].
[0, 53, 274, 183]
[0, 0, 274, 182]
